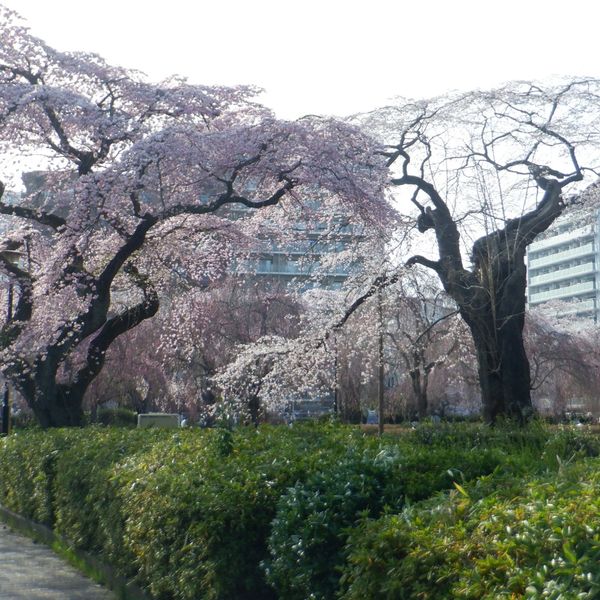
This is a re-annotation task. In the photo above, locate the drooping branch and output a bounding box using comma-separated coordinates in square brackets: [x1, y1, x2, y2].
[411, 309, 460, 348]
[333, 272, 397, 331]
[163, 166, 299, 220]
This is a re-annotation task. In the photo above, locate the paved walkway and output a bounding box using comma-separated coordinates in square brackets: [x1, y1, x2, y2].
[0, 523, 115, 599]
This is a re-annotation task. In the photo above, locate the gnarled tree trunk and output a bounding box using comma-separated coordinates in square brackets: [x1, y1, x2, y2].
[410, 180, 568, 423]
[461, 257, 532, 423]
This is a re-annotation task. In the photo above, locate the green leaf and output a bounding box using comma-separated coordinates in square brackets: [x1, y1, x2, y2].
[453, 481, 470, 498]
[563, 542, 578, 564]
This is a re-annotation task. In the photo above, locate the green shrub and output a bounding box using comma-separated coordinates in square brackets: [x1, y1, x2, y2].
[265, 446, 404, 600]
[0, 429, 72, 525]
[265, 439, 513, 600]
[96, 407, 138, 427]
[265, 422, 600, 600]
[53, 428, 166, 572]
[340, 459, 600, 599]
[117, 424, 358, 600]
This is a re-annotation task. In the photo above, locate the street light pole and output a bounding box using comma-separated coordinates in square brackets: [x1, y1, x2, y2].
[332, 329, 339, 419]
[377, 287, 385, 437]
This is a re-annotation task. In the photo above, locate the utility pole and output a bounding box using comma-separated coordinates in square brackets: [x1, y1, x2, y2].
[377, 287, 385, 436]
[332, 329, 339, 419]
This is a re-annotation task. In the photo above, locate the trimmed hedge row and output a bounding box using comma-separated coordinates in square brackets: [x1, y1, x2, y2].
[0, 422, 598, 599]
[340, 458, 600, 599]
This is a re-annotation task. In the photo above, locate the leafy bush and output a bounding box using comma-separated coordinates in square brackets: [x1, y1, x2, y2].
[96, 407, 138, 427]
[265, 439, 512, 600]
[52, 428, 166, 571]
[340, 459, 600, 599]
[265, 446, 404, 600]
[1, 422, 599, 600]
[265, 422, 600, 600]
[117, 424, 358, 600]
[0, 429, 72, 525]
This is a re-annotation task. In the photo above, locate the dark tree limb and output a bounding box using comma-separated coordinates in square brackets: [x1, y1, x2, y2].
[71, 268, 159, 397]
[0, 181, 66, 229]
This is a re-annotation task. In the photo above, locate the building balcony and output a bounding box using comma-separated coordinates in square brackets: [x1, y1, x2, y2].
[528, 224, 595, 252]
[529, 280, 596, 304]
[529, 262, 596, 286]
[553, 298, 597, 315]
[528, 242, 595, 270]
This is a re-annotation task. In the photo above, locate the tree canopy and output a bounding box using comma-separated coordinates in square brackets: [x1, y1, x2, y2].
[0, 6, 388, 426]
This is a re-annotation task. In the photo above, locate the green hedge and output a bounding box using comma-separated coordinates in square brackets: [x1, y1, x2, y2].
[53, 428, 166, 572]
[0, 422, 599, 599]
[114, 425, 361, 600]
[339, 459, 600, 599]
[0, 429, 72, 525]
[264, 443, 514, 600]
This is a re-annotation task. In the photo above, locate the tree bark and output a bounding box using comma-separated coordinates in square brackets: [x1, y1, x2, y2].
[461, 245, 532, 422]
[410, 367, 429, 420]
[30, 385, 85, 428]
[10, 282, 159, 428]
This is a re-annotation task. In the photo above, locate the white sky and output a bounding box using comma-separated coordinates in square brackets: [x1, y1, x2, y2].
[3, 0, 600, 118]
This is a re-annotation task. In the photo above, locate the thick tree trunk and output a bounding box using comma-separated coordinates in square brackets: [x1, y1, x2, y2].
[460, 258, 532, 424]
[471, 321, 532, 424]
[20, 285, 159, 428]
[26, 384, 85, 428]
[395, 164, 571, 425]
[409, 368, 429, 419]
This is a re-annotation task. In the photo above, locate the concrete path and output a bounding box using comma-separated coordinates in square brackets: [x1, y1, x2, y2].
[0, 523, 115, 599]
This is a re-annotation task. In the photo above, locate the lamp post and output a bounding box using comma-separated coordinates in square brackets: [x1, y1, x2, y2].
[377, 287, 385, 436]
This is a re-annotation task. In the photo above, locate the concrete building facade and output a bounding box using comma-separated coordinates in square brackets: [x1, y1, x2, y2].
[527, 210, 600, 320]
[230, 200, 369, 290]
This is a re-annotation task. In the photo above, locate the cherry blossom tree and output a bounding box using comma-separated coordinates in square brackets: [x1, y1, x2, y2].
[359, 80, 600, 423]
[525, 304, 600, 418]
[216, 286, 347, 423]
[383, 270, 464, 419]
[0, 7, 387, 427]
[158, 277, 304, 423]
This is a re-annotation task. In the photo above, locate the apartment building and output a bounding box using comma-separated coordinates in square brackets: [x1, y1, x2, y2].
[526, 210, 600, 320]
[230, 199, 369, 290]
[250, 224, 364, 288]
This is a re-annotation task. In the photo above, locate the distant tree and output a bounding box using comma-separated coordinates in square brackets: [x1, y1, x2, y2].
[82, 325, 170, 417]
[0, 7, 388, 427]
[384, 270, 465, 419]
[158, 277, 304, 424]
[215, 286, 345, 423]
[525, 305, 600, 417]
